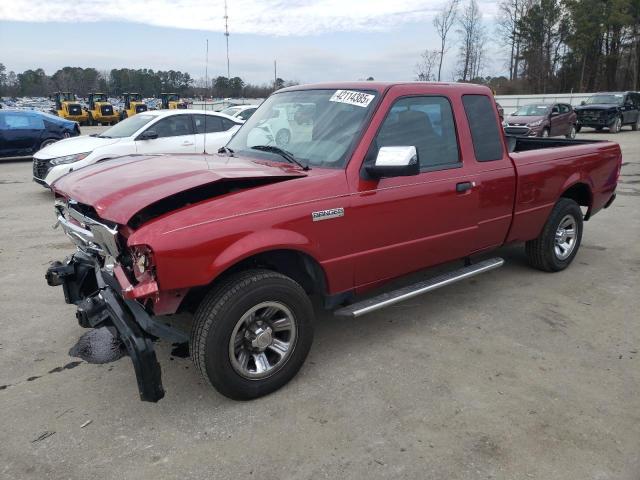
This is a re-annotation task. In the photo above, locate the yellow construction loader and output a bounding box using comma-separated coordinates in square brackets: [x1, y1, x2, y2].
[86, 93, 119, 126]
[120, 93, 148, 120]
[160, 93, 188, 109]
[52, 92, 89, 125]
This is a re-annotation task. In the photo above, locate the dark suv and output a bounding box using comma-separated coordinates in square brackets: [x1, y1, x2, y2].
[574, 91, 640, 133]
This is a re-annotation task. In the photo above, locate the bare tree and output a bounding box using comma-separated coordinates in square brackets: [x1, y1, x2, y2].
[433, 0, 460, 81]
[456, 0, 486, 81]
[415, 50, 440, 81]
[496, 0, 531, 80]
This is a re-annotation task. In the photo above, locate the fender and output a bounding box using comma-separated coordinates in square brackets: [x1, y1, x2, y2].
[206, 228, 318, 283]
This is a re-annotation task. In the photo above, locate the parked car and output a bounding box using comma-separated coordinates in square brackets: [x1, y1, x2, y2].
[503, 103, 577, 138]
[46, 82, 621, 402]
[574, 91, 640, 133]
[0, 109, 80, 158]
[220, 104, 260, 121]
[32, 109, 242, 187]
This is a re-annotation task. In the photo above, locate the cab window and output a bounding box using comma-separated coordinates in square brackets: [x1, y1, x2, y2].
[370, 96, 460, 171]
[149, 115, 194, 138]
[1, 113, 44, 129]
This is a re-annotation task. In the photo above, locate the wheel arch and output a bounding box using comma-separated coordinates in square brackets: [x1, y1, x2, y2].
[179, 248, 328, 314]
[560, 181, 593, 219]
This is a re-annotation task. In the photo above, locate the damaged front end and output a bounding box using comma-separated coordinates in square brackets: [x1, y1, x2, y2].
[46, 199, 187, 402]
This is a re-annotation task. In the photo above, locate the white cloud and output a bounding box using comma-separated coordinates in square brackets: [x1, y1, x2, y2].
[0, 0, 496, 36]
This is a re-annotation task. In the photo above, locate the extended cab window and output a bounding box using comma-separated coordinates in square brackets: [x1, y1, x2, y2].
[150, 115, 194, 138]
[372, 96, 460, 171]
[462, 94, 504, 162]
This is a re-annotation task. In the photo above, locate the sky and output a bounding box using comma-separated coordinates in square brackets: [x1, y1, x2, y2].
[0, 0, 504, 85]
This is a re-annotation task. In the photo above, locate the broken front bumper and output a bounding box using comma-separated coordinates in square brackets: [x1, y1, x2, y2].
[45, 251, 187, 402]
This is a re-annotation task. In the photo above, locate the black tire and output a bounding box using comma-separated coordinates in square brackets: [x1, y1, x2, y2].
[595, 126, 603, 131]
[565, 125, 577, 139]
[541, 128, 550, 138]
[88, 113, 95, 126]
[609, 116, 622, 134]
[575, 125, 582, 133]
[38, 138, 58, 150]
[632, 117, 639, 131]
[525, 198, 583, 272]
[191, 269, 314, 400]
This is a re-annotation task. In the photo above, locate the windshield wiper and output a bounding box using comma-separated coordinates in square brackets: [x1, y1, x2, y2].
[251, 145, 309, 170]
[218, 146, 235, 156]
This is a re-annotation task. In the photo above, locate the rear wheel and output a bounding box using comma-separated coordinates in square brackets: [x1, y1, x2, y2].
[525, 198, 583, 272]
[575, 125, 582, 133]
[565, 125, 577, 139]
[632, 117, 639, 131]
[191, 269, 314, 400]
[541, 128, 550, 138]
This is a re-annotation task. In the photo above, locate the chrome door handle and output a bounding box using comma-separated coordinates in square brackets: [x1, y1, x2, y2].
[182, 142, 194, 146]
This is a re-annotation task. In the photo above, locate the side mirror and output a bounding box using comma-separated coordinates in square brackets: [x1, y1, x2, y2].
[138, 130, 158, 140]
[365, 146, 419, 179]
[551, 111, 559, 117]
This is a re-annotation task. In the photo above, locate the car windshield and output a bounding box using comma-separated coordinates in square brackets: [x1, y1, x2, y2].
[585, 94, 624, 105]
[512, 104, 550, 116]
[226, 89, 377, 168]
[98, 114, 155, 138]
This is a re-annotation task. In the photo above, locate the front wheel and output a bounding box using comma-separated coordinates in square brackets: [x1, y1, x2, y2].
[632, 117, 639, 131]
[575, 125, 582, 133]
[610, 116, 622, 134]
[191, 269, 314, 400]
[39, 138, 58, 151]
[525, 198, 583, 272]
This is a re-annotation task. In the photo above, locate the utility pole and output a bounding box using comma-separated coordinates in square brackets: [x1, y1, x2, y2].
[205, 38, 209, 103]
[224, 0, 230, 80]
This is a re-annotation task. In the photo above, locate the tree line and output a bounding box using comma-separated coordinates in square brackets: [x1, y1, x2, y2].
[417, 0, 640, 94]
[0, 64, 295, 98]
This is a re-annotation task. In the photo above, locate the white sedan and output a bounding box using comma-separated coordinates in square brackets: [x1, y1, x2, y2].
[220, 104, 260, 121]
[32, 109, 242, 187]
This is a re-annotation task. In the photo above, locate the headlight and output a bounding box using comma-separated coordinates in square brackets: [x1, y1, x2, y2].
[50, 152, 91, 166]
[527, 120, 543, 127]
[130, 245, 155, 282]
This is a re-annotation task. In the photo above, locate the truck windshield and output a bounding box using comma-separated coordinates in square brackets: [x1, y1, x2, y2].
[226, 89, 377, 168]
[98, 114, 154, 138]
[585, 94, 623, 105]
[512, 104, 550, 116]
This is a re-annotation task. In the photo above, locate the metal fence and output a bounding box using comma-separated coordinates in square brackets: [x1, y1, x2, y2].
[190, 98, 264, 111]
[495, 93, 594, 114]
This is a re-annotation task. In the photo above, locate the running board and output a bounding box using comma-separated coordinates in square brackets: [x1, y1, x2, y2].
[334, 257, 504, 318]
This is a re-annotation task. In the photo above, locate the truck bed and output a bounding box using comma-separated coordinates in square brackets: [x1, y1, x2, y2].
[505, 135, 603, 153]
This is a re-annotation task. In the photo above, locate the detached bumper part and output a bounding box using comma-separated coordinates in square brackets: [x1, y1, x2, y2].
[45, 254, 166, 402]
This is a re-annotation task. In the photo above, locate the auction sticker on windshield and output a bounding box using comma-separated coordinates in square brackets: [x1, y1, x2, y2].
[330, 90, 375, 108]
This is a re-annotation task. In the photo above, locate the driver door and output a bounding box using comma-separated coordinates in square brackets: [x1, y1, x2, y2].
[135, 114, 196, 154]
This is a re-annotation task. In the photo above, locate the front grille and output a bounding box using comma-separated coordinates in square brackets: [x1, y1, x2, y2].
[135, 104, 148, 113]
[100, 105, 114, 116]
[68, 104, 82, 116]
[33, 158, 52, 179]
[504, 126, 530, 136]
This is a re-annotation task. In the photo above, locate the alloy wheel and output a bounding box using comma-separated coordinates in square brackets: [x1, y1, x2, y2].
[554, 214, 578, 260]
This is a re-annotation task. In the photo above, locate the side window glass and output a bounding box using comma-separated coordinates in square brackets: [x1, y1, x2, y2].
[194, 115, 223, 133]
[221, 118, 236, 131]
[372, 96, 460, 171]
[150, 115, 194, 138]
[559, 104, 569, 114]
[462, 94, 504, 162]
[238, 109, 255, 120]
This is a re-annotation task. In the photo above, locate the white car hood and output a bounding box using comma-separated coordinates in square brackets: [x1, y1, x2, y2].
[35, 135, 122, 159]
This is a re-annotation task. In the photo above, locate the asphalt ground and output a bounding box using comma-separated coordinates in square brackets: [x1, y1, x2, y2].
[0, 126, 638, 479]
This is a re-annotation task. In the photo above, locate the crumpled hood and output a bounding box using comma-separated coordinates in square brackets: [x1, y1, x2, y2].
[52, 153, 307, 224]
[34, 135, 121, 159]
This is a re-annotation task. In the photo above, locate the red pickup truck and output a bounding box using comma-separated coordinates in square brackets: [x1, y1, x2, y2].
[46, 82, 621, 402]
